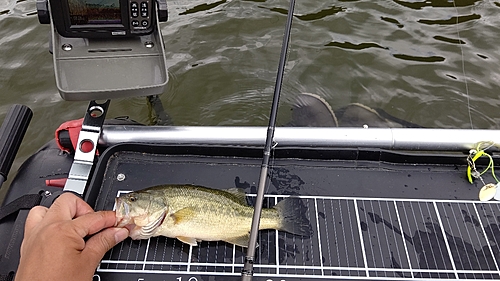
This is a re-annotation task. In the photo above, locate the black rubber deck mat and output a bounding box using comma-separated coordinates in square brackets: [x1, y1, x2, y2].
[87, 144, 500, 281]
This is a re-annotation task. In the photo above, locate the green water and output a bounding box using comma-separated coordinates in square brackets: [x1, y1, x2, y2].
[1, 0, 500, 201]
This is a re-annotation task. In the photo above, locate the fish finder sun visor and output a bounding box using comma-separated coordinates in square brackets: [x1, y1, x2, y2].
[36, 0, 169, 101]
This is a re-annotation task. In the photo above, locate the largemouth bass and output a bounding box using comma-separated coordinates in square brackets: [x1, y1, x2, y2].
[115, 184, 312, 247]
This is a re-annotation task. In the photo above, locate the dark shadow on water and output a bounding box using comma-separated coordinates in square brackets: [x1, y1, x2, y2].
[268, 5, 345, 21]
[394, 0, 480, 10]
[393, 54, 445, 63]
[419, 14, 481, 25]
[179, 0, 227, 16]
[268, 7, 288, 15]
[381, 16, 404, 28]
[433, 35, 466, 45]
[296, 6, 345, 21]
[325, 41, 388, 51]
[324, 40, 445, 64]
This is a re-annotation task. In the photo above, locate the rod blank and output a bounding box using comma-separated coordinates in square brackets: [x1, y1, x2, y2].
[241, 1, 296, 280]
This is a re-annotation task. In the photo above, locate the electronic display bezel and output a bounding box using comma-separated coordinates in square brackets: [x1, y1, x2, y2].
[49, 0, 155, 38]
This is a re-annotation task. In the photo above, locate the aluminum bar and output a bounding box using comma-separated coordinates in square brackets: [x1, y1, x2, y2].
[99, 126, 500, 152]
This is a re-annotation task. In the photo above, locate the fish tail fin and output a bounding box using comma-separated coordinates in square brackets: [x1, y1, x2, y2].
[274, 197, 313, 237]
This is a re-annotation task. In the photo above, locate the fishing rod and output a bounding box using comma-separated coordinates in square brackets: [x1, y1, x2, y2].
[241, 0, 295, 280]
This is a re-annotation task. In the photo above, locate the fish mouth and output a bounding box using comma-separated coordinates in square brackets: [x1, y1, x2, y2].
[114, 197, 167, 240]
[115, 198, 131, 227]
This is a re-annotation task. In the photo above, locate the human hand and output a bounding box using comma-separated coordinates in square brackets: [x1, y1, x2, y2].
[15, 192, 129, 281]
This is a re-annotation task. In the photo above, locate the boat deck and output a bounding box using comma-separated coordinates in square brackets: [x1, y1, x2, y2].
[88, 143, 500, 280]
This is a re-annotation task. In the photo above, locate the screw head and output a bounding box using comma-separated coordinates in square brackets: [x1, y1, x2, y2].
[62, 44, 73, 51]
[117, 173, 126, 181]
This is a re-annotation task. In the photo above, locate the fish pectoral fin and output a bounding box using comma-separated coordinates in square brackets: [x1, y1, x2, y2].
[224, 234, 258, 248]
[171, 207, 195, 225]
[176, 236, 198, 246]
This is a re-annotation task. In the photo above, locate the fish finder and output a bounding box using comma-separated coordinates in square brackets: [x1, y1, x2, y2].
[49, 0, 156, 38]
[36, 0, 169, 100]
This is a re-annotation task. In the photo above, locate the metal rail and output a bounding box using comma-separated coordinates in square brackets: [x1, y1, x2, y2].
[99, 126, 500, 152]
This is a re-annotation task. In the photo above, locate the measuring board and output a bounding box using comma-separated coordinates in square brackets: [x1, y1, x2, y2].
[96, 191, 500, 280]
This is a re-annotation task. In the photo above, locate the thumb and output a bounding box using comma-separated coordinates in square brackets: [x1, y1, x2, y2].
[84, 227, 129, 263]
[24, 206, 49, 237]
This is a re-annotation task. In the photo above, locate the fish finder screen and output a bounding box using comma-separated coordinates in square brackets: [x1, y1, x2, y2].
[68, 0, 121, 25]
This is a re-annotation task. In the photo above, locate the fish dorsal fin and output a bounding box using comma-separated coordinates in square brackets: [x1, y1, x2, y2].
[171, 207, 195, 225]
[176, 236, 198, 246]
[226, 188, 248, 205]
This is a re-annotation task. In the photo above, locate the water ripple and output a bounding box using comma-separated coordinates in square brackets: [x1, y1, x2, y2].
[2, 0, 500, 162]
[0, 0, 15, 14]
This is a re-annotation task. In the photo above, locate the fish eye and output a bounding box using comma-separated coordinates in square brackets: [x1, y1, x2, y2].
[129, 195, 137, 202]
